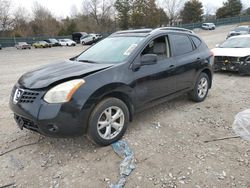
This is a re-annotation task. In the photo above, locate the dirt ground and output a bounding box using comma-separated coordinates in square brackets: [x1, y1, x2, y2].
[0, 25, 249, 188]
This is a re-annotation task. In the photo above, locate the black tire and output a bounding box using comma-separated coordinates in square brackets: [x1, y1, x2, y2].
[87, 98, 129, 146]
[189, 73, 210, 102]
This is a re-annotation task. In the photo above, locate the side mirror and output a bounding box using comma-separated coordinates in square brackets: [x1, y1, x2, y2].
[141, 54, 157, 65]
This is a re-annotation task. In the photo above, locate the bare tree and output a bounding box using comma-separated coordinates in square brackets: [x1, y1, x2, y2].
[31, 2, 60, 36]
[0, 0, 12, 31]
[82, 0, 114, 24]
[81, 0, 115, 32]
[161, 0, 186, 25]
[203, 3, 216, 21]
[12, 6, 31, 36]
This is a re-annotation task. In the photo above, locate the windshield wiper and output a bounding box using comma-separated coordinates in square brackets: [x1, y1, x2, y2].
[77, 59, 98, 64]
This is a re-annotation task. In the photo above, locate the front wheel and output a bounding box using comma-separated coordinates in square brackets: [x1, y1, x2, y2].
[87, 98, 129, 146]
[189, 73, 210, 102]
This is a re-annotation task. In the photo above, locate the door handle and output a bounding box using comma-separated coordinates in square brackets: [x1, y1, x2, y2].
[169, 65, 175, 69]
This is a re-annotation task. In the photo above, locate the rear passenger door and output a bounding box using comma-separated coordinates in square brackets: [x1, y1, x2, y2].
[168, 33, 200, 92]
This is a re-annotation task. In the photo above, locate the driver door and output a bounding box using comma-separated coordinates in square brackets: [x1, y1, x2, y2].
[132, 35, 177, 107]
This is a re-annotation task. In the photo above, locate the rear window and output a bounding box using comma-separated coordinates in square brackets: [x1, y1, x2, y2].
[170, 34, 193, 56]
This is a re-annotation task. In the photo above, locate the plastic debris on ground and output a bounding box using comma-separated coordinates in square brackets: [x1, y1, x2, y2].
[110, 140, 135, 188]
[233, 109, 250, 141]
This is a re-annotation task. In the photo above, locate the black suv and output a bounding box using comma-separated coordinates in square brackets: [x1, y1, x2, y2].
[9, 27, 214, 145]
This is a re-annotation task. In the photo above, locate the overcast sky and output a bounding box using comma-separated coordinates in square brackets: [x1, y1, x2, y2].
[11, 0, 250, 18]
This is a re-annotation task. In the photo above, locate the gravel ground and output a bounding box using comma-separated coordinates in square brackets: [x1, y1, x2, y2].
[0, 25, 249, 188]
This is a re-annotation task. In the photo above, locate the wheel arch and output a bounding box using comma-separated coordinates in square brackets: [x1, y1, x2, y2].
[80, 83, 135, 133]
[201, 68, 212, 88]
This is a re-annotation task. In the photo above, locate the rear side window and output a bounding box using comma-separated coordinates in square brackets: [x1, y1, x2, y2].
[191, 36, 202, 48]
[169, 34, 193, 56]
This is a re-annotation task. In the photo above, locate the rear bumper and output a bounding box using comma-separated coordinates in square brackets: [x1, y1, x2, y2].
[9, 86, 88, 137]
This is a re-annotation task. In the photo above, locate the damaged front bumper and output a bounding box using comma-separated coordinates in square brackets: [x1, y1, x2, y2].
[214, 56, 250, 75]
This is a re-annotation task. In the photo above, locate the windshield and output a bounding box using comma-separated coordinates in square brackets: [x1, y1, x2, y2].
[233, 27, 248, 32]
[77, 36, 145, 64]
[220, 37, 250, 48]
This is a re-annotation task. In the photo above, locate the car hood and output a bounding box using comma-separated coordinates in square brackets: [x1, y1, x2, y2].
[211, 48, 250, 57]
[18, 60, 113, 89]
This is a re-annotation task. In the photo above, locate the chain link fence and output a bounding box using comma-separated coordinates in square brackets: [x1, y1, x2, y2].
[179, 15, 250, 30]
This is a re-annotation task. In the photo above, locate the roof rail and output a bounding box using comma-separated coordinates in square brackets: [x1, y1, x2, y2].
[114, 29, 153, 34]
[153, 27, 194, 34]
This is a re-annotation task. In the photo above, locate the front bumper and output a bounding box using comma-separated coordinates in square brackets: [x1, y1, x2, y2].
[9, 86, 89, 137]
[214, 56, 250, 74]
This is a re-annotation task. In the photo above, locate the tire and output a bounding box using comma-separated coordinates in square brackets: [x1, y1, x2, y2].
[87, 98, 129, 146]
[189, 73, 210, 102]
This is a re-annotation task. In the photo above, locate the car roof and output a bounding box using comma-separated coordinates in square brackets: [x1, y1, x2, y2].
[111, 27, 194, 37]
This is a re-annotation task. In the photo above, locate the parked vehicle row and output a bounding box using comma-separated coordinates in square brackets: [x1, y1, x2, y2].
[14, 38, 76, 50]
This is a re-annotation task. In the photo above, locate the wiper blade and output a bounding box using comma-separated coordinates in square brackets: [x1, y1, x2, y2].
[77, 59, 98, 64]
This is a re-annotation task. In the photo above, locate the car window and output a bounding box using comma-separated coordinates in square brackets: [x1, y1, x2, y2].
[191, 36, 202, 48]
[169, 34, 193, 56]
[141, 36, 171, 60]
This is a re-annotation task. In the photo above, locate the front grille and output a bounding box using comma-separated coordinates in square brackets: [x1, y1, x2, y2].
[214, 56, 241, 71]
[19, 91, 39, 103]
[14, 114, 39, 131]
[214, 56, 239, 62]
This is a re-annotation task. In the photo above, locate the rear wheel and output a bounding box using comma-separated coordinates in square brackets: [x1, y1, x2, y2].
[87, 98, 129, 146]
[189, 73, 210, 102]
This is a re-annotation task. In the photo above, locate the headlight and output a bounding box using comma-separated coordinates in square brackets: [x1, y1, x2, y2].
[44, 79, 85, 103]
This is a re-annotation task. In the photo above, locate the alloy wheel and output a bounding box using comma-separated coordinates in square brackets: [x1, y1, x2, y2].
[97, 106, 125, 140]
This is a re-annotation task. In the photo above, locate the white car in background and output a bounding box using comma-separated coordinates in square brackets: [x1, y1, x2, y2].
[201, 23, 216, 30]
[80, 34, 102, 45]
[211, 35, 250, 75]
[58, 39, 76, 46]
